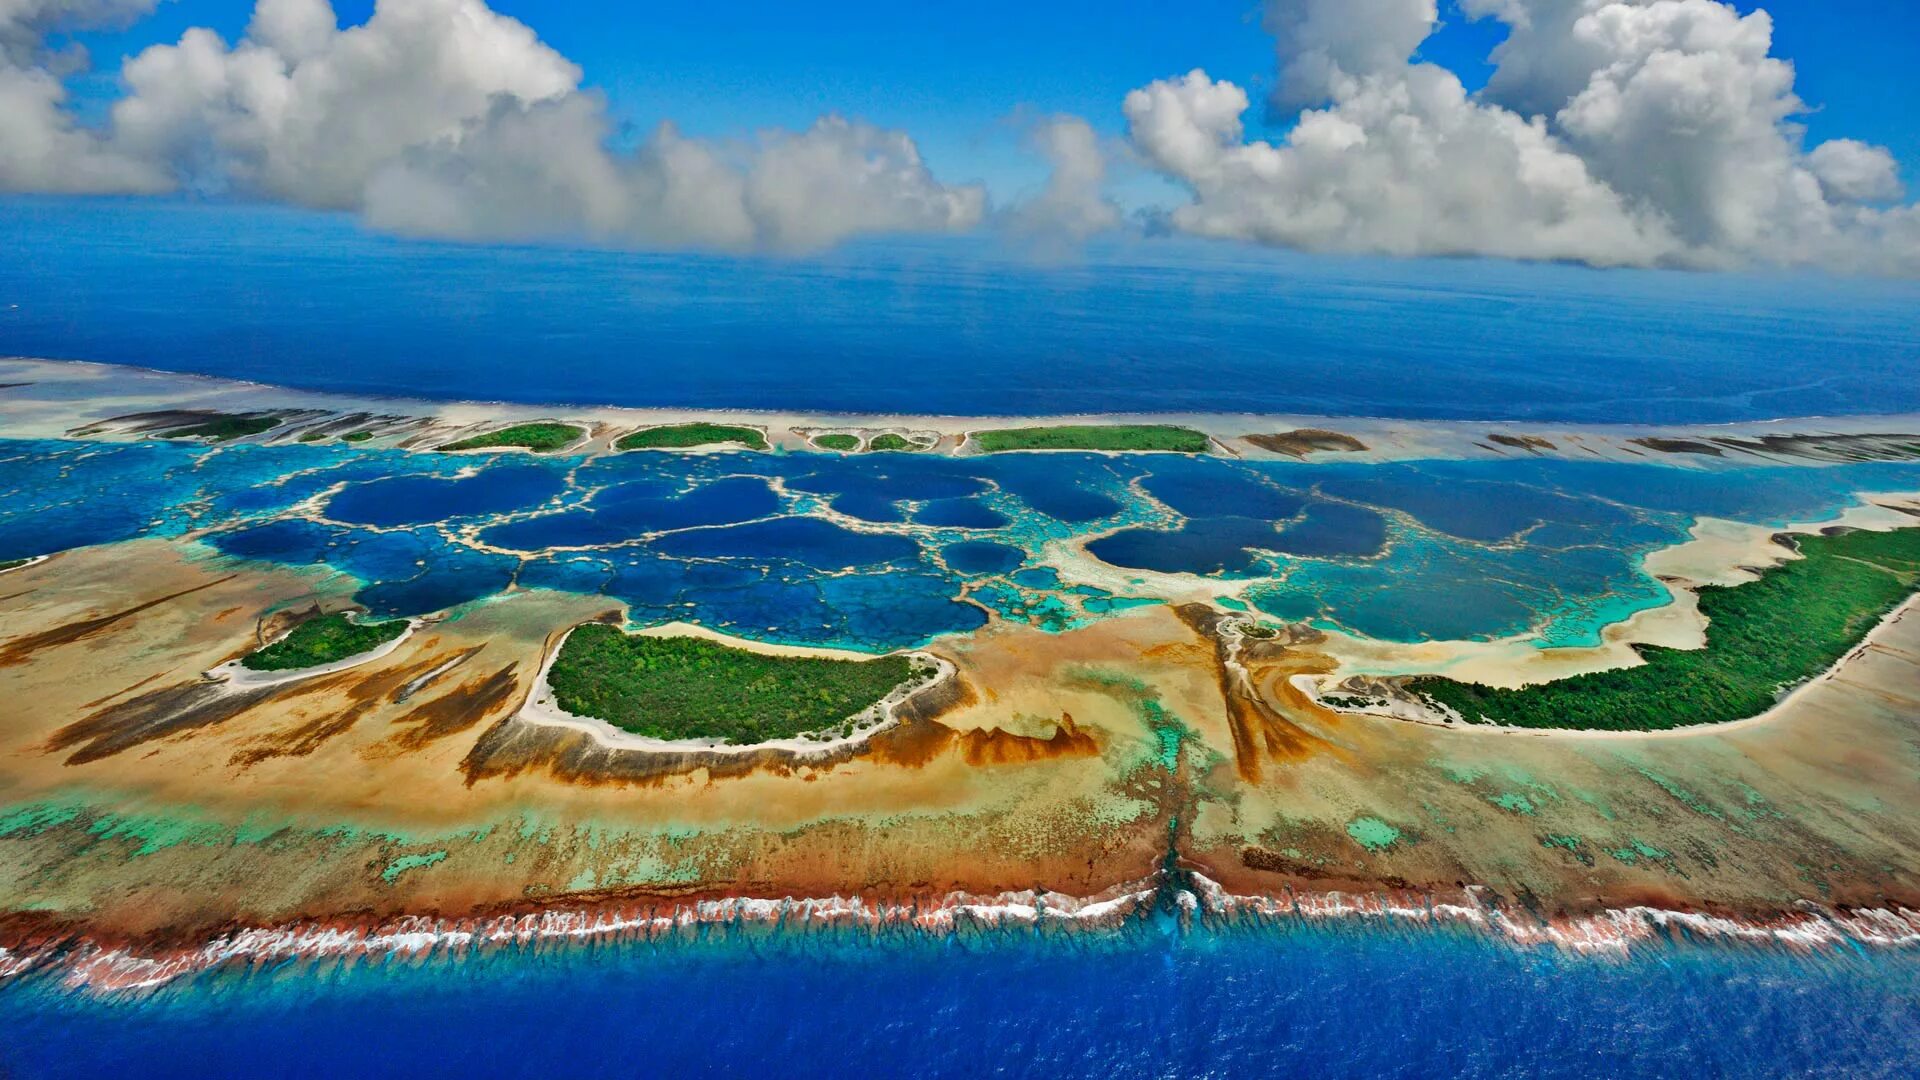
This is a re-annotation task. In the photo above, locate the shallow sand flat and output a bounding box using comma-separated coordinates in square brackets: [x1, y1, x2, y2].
[1193, 600, 1920, 914]
[0, 534, 1915, 956]
[9, 355, 1920, 464]
[0, 544, 1173, 939]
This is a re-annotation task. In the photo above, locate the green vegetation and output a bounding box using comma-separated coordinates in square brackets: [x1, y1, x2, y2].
[616, 422, 768, 452]
[867, 433, 917, 452]
[241, 612, 408, 672]
[0, 557, 31, 573]
[1412, 527, 1920, 731]
[812, 433, 861, 452]
[547, 624, 916, 744]
[969, 424, 1212, 454]
[439, 422, 584, 453]
[302, 428, 375, 444]
[160, 414, 281, 442]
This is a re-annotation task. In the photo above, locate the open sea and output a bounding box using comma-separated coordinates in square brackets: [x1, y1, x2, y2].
[3, 195, 1919, 1076]
[4, 197, 1919, 424]
[4, 922, 1919, 1079]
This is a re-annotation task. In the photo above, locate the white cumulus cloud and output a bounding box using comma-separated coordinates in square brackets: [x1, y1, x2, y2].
[1128, 0, 1920, 273]
[362, 98, 985, 253]
[1, 0, 985, 253]
[0, 0, 171, 193]
[1002, 114, 1121, 249]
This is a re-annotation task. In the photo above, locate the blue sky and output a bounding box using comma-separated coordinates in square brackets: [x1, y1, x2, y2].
[57, 0, 1920, 207]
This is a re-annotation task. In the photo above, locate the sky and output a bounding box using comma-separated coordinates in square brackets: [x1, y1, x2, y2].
[52, 1, 1920, 200]
[9, 0, 1920, 273]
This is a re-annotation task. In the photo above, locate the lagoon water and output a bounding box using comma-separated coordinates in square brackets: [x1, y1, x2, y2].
[4, 437, 1918, 648]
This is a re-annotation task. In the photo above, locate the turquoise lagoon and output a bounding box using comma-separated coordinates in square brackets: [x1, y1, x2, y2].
[2, 436, 1917, 650]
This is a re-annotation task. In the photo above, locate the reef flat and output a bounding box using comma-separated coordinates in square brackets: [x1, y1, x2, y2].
[2, 357, 1920, 989]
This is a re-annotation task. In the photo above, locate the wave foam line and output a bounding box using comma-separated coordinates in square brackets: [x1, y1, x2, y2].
[4, 883, 1162, 994]
[6, 876, 1919, 994]
[1188, 874, 1920, 955]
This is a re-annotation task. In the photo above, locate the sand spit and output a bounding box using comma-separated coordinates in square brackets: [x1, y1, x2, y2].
[4, 873, 1917, 996]
[1304, 493, 1920, 697]
[204, 619, 423, 690]
[8, 355, 1920, 465]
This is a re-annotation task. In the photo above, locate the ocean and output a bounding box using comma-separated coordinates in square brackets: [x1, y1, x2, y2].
[4, 196, 1919, 424]
[4, 921, 1918, 1079]
[4, 195, 1920, 1077]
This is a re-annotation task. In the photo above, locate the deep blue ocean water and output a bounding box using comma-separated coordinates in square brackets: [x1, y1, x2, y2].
[3, 924, 1918, 1079]
[4, 197, 1919, 423]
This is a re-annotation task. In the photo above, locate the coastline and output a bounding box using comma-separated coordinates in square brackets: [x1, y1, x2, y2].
[1293, 496, 1920, 729]
[1295, 592, 1920, 741]
[9, 355, 1920, 465]
[4, 870, 1917, 996]
[4, 361, 1920, 1001]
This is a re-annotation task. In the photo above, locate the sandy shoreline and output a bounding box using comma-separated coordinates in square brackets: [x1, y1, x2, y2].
[203, 618, 424, 689]
[1295, 592, 1920, 741]
[1286, 491, 1920, 690]
[9, 355, 1920, 464]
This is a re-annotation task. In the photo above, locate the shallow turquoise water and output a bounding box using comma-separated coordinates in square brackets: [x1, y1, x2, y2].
[3, 437, 1916, 649]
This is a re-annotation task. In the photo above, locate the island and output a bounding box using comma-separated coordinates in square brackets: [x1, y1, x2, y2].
[159, 413, 283, 442]
[242, 612, 410, 672]
[616, 422, 769, 451]
[867, 433, 919, 452]
[545, 624, 918, 743]
[5, 357, 1920, 993]
[811, 433, 861, 452]
[439, 422, 585, 453]
[969, 424, 1212, 453]
[1392, 527, 1920, 731]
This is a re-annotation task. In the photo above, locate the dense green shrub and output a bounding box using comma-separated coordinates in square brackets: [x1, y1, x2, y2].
[242, 613, 407, 672]
[616, 423, 768, 451]
[547, 624, 916, 744]
[439, 422, 584, 453]
[1411, 528, 1920, 731]
[160, 414, 282, 442]
[969, 425, 1211, 453]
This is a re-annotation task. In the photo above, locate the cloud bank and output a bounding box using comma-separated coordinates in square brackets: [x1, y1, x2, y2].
[1, 0, 1915, 271]
[1127, 0, 1920, 273]
[5, 0, 985, 252]
[0, 0, 171, 192]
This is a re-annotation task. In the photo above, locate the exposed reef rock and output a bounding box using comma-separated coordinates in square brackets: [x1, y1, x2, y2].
[1630, 437, 1726, 457]
[1245, 429, 1368, 458]
[0, 576, 236, 670]
[1488, 434, 1556, 453]
[1634, 432, 1920, 462]
[1171, 603, 1338, 781]
[49, 679, 283, 765]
